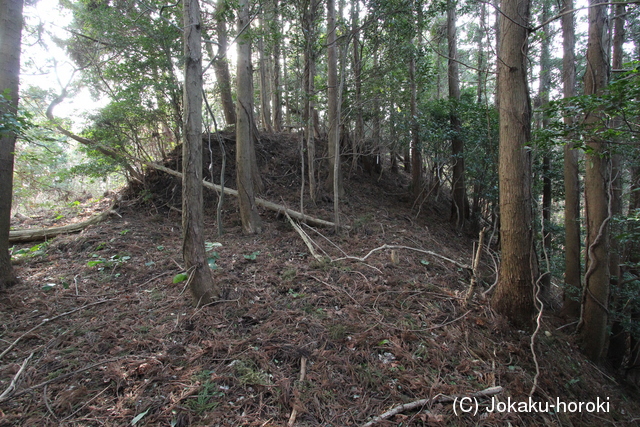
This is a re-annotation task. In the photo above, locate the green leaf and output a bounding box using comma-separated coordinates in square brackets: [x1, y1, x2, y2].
[87, 260, 104, 267]
[207, 257, 218, 270]
[42, 283, 57, 291]
[244, 251, 260, 261]
[131, 408, 149, 425]
[173, 273, 188, 284]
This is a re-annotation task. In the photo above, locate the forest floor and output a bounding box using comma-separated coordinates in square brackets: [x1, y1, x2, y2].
[1, 132, 639, 426]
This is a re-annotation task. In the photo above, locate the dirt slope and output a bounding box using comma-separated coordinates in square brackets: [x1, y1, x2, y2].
[1, 132, 638, 426]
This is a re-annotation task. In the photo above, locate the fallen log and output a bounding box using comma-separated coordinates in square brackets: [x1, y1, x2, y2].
[145, 162, 340, 229]
[9, 208, 115, 243]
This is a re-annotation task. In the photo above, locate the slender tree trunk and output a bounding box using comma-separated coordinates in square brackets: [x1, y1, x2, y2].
[271, 0, 282, 132]
[0, 0, 23, 290]
[302, 0, 319, 203]
[448, 4, 468, 229]
[606, 2, 626, 368]
[580, 0, 610, 363]
[182, 0, 218, 306]
[491, 0, 536, 329]
[352, 0, 364, 172]
[326, 0, 342, 210]
[539, 0, 552, 295]
[236, 0, 262, 234]
[476, 2, 486, 104]
[258, 13, 272, 133]
[213, 0, 236, 126]
[561, 0, 582, 318]
[409, 48, 421, 203]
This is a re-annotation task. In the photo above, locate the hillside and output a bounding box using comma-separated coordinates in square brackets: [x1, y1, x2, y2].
[1, 132, 638, 426]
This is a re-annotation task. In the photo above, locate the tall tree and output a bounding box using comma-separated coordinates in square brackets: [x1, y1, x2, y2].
[258, 11, 273, 132]
[561, 0, 581, 318]
[271, 0, 283, 132]
[236, 0, 262, 233]
[326, 0, 342, 226]
[606, 1, 626, 368]
[579, 0, 610, 362]
[302, 0, 320, 203]
[0, 0, 24, 290]
[447, 1, 468, 229]
[212, 0, 236, 126]
[539, 0, 552, 294]
[491, 0, 536, 328]
[182, 0, 218, 305]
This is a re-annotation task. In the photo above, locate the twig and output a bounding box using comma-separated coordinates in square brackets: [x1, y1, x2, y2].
[0, 356, 136, 403]
[60, 384, 111, 422]
[0, 352, 34, 401]
[0, 299, 116, 360]
[284, 211, 325, 262]
[287, 356, 308, 426]
[361, 386, 504, 427]
[333, 244, 472, 272]
[43, 384, 59, 421]
[465, 228, 487, 307]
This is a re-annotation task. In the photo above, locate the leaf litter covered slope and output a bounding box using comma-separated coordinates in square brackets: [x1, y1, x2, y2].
[1, 133, 639, 426]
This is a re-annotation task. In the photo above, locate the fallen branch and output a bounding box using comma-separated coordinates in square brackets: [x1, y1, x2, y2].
[0, 352, 34, 401]
[465, 227, 487, 307]
[287, 356, 308, 426]
[0, 299, 115, 360]
[333, 244, 472, 271]
[361, 386, 503, 427]
[0, 355, 135, 403]
[284, 211, 325, 262]
[9, 207, 116, 243]
[145, 162, 340, 229]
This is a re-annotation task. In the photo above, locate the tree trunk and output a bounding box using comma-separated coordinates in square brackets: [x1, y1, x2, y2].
[560, 0, 582, 318]
[352, 0, 364, 172]
[606, 2, 626, 368]
[580, 0, 610, 363]
[491, 0, 536, 329]
[212, 0, 236, 126]
[258, 12, 273, 133]
[539, 0, 552, 295]
[271, 0, 282, 132]
[409, 49, 421, 203]
[326, 0, 343, 214]
[302, 0, 319, 204]
[182, 0, 218, 306]
[447, 4, 467, 229]
[236, 0, 262, 234]
[0, 0, 23, 290]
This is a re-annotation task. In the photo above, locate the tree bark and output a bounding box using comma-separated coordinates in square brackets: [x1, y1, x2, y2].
[606, 2, 626, 368]
[182, 0, 218, 306]
[271, 0, 282, 132]
[580, 0, 610, 363]
[212, 0, 236, 126]
[409, 48, 421, 203]
[560, 0, 582, 318]
[236, 0, 262, 234]
[0, 0, 24, 290]
[258, 12, 273, 133]
[491, 0, 536, 329]
[326, 0, 342, 224]
[447, 4, 468, 229]
[539, 0, 552, 295]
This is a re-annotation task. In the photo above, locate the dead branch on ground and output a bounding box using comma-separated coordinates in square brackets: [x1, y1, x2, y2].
[333, 244, 472, 272]
[0, 299, 116, 360]
[361, 386, 504, 427]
